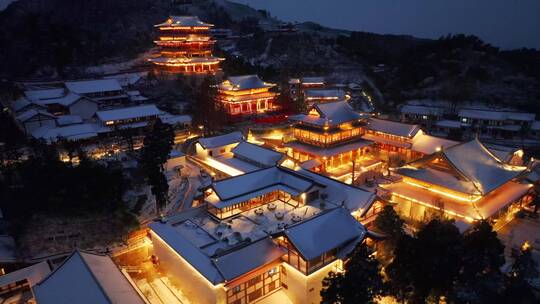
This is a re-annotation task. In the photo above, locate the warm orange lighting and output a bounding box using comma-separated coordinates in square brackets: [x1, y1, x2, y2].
[203, 157, 245, 176]
[403, 180, 481, 203]
[389, 191, 477, 222]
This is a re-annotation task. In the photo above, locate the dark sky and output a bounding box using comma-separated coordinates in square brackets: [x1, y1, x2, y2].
[233, 0, 540, 50]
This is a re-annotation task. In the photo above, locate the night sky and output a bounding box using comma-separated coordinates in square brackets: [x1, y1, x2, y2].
[234, 0, 540, 50]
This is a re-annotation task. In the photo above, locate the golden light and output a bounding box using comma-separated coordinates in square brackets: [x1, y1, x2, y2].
[522, 240, 531, 251]
[203, 157, 244, 176]
[389, 191, 478, 222]
[403, 180, 481, 203]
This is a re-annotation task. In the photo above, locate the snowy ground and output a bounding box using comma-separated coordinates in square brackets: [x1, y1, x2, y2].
[0, 0, 16, 11]
[132, 160, 210, 224]
[497, 216, 540, 288]
[85, 50, 153, 75]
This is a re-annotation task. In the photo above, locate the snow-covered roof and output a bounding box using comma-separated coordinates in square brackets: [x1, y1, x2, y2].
[169, 149, 185, 158]
[213, 239, 285, 281]
[103, 72, 145, 87]
[399, 138, 527, 195]
[32, 123, 103, 143]
[155, 16, 214, 28]
[382, 179, 531, 221]
[284, 207, 365, 260]
[209, 167, 319, 208]
[442, 139, 526, 194]
[531, 121, 540, 131]
[401, 105, 445, 116]
[0, 261, 51, 288]
[65, 79, 122, 95]
[366, 118, 421, 138]
[459, 109, 535, 122]
[217, 75, 275, 91]
[289, 100, 364, 127]
[24, 88, 65, 101]
[485, 144, 520, 163]
[96, 104, 160, 122]
[34, 250, 146, 304]
[295, 169, 376, 215]
[33, 92, 89, 107]
[197, 132, 243, 149]
[436, 120, 461, 128]
[159, 112, 192, 125]
[411, 134, 459, 155]
[232, 141, 283, 167]
[149, 221, 225, 284]
[150, 222, 285, 285]
[56, 115, 83, 126]
[301, 77, 325, 84]
[16, 109, 55, 122]
[304, 89, 345, 99]
[11, 97, 43, 112]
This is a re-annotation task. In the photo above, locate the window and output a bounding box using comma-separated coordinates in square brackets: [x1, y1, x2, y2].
[248, 289, 262, 302]
[231, 285, 242, 294]
[247, 275, 261, 287]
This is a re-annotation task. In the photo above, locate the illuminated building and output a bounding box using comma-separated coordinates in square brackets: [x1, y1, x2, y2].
[148, 165, 375, 304]
[0, 250, 148, 303]
[304, 89, 348, 105]
[379, 138, 533, 229]
[286, 101, 376, 180]
[216, 75, 278, 116]
[192, 132, 285, 180]
[148, 16, 224, 74]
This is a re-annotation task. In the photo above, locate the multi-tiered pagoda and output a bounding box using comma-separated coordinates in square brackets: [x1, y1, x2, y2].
[286, 101, 375, 179]
[148, 16, 224, 74]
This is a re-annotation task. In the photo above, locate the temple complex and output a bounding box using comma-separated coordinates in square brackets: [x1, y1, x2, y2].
[215, 75, 277, 116]
[149, 165, 375, 304]
[379, 138, 533, 229]
[286, 101, 379, 182]
[148, 16, 224, 74]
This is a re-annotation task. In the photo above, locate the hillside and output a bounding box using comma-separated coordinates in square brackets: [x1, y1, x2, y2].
[0, 0, 538, 114]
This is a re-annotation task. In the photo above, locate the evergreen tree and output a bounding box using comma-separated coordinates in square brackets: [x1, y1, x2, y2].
[373, 205, 405, 264]
[387, 218, 464, 303]
[140, 119, 174, 213]
[510, 242, 539, 283]
[193, 76, 227, 136]
[461, 220, 505, 283]
[456, 220, 506, 303]
[501, 243, 539, 303]
[321, 245, 384, 304]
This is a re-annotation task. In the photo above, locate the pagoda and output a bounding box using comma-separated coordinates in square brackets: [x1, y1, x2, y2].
[148, 16, 224, 74]
[215, 75, 277, 116]
[286, 101, 376, 180]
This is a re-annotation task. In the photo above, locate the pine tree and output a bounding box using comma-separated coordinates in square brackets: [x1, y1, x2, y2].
[373, 205, 405, 264]
[140, 119, 174, 213]
[321, 245, 384, 304]
[387, 218, 464, 303]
